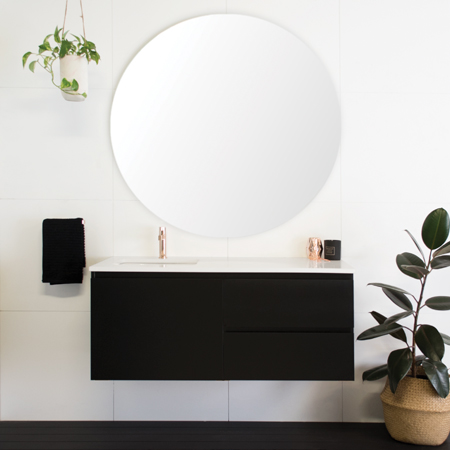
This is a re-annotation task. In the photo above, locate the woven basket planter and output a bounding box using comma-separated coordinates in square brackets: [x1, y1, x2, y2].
[381, 376, 450, 446]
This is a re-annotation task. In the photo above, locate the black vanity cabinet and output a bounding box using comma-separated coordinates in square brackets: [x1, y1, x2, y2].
[91, 272, 354, 381]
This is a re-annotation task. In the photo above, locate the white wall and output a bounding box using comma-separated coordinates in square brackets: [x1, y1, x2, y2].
[1, 0, 449, 422]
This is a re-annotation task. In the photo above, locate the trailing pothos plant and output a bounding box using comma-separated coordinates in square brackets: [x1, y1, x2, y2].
[22, 26, 100, 98]
[358, 208, 450, 398]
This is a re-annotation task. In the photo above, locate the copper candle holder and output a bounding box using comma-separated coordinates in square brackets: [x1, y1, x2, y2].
[307, 237, 323, 261]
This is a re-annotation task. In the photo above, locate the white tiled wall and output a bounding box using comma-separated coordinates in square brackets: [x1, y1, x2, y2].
[1, 0, 450, 422]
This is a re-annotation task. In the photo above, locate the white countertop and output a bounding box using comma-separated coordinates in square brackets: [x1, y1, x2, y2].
[89, 257, 353, 274]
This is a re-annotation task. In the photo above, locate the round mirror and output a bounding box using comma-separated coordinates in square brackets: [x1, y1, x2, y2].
[111, 14, 340, 238]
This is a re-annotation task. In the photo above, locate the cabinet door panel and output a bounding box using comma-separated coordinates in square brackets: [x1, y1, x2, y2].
[223, 279, 353, 330]
[224, 332, 354, 380]
[91, 277, 222, 380]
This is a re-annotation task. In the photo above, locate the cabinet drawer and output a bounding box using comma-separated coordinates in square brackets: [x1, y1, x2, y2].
[224, 332, 354, 380]
[223, 278, 353, 330]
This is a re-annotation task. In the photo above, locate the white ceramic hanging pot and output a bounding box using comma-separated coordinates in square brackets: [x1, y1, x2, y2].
[60, 54, 88, 102]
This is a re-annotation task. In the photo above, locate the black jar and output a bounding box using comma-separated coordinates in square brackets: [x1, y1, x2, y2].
[324, 240, 341, 260]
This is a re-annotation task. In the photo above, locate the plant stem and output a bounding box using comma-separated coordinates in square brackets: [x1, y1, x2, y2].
[411, 249, 432, 377]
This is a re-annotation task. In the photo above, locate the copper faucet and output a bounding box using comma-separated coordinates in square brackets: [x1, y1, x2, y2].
[158, 227, 167, 259]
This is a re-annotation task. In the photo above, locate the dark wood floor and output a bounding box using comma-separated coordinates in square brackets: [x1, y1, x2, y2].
[0, 421, 449, 450]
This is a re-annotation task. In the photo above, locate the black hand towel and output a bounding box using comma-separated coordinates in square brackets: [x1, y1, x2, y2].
[42, 218, 86, 285]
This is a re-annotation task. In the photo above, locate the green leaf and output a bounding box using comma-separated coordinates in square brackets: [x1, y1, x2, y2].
[43, 34, 53, 45]
[397, 252, 425, 279]
[38, 42, 51, 54]
[370, 311, 408, 343]
[422, 208, 450, 250]
[441, 333, 450, 346]
[60, 78, 72, 89]
[416, 325, 445, 361]
[22, 52, 32, 68]
[63, 29, 70, 39]
[54, 26, 61, 44]
[71, 79, 79, 92]
[382, 287, 413, 311]
[29, 60, 37, 73]
[405, 229, 426, 262]
[59, 39, 72, 58]
[388, 347, 412, 394]
[422, 359, 450, 398]
[384, 310, 413, 325]
[90, 50, 100, 64]
[71, 34, 81, 44]
[433, 241, 450, 258]
[363, 364, 388, 381]
[81, 92, 87, 98]
[357, 322, 404, 341]
[368, 283, 413, 296]
[400, 264, 429, 278]
[425, 296, 450, 311]
[85, 40, 96, 50]
[431, 255, 450, 270]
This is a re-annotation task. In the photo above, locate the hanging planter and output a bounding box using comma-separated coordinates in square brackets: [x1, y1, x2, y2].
[22, 0, 100, 101]
[60, 54, 88, 102]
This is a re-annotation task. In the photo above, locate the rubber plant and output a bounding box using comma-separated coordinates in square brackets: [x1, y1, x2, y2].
[22, 26, 100, 99]
[358, 207, 450, 398]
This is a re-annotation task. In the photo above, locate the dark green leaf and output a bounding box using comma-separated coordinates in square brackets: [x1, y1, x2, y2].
[53, 47, 59, 54]
[22, 52, 32, 68]
[29, 60, 37, 73]
[416, 325, 445, 361]
[370, 311, 386, 324]
[71, 34, 81, 44]
[60, 78, 71, 89]
[357, 322, 404, 341]
[422, 208, 450, 250]
[368, 283, 413, 296]
[433, 241, 450, 258]
[422, 359, 450, 398]
[415, 354, 426, 365]
[363, 364, 388, 381]
[71, 79, 79, 92]
[370, 311, 408, 343]
[63, 29, 70, 39]
[388, 347, 412, 394]
[441, 333, 450, 345]
[425, 296, 450, 311]
[54, 26, 61, 44]
[431, 255, 450, 270]
[382, 287, 413, 311]
[405, 229, 426, 262]
[397, 252, 425, 279]
[400, 264, 429, 278]
[384, 310, 413, 324]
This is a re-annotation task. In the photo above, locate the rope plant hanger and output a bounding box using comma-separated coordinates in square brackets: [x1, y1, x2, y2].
[63, 0, 87, 41]
[22, 0, 101, 101]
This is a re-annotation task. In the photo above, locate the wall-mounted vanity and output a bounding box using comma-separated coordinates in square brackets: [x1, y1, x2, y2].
[90, 258, 354, 381]
[98, 14, 349, 382]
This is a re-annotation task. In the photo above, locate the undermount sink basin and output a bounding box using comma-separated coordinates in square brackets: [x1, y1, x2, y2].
[119, 257, 198, 265]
